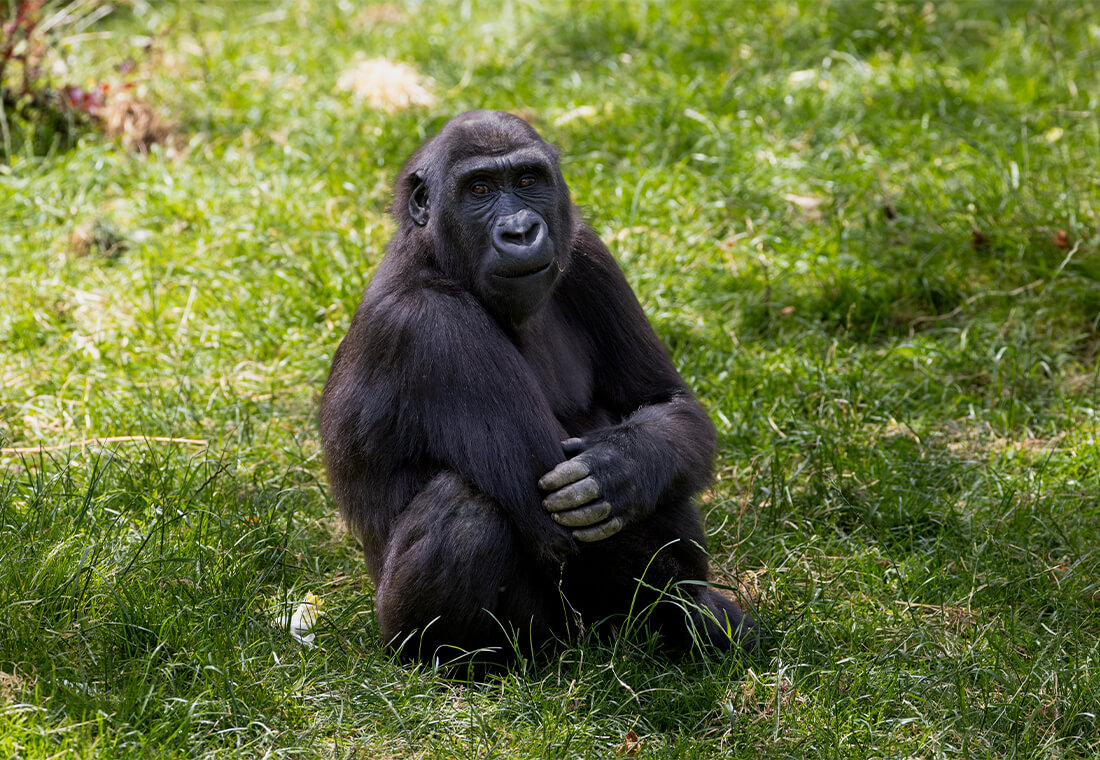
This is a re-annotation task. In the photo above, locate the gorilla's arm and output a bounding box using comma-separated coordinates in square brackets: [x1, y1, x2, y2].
[325, 271, 577, 567]
[539, 227, 716, 541]
[416, 290, 579, 564]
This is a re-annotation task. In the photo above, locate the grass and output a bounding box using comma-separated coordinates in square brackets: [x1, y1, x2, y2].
[1, 0, 1099, 757]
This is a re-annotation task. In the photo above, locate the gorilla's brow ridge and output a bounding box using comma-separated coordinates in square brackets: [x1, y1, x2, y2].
[447, 149, 552, 182]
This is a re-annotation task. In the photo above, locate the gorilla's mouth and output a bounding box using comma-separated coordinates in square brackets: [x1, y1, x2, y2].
[492, 259, 555, 280]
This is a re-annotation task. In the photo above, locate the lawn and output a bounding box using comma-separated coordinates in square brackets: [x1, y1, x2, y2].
[1, 0, 1099, 757]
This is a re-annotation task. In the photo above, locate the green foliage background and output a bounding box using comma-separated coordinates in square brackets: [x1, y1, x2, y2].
[1, 1, 1098, 757]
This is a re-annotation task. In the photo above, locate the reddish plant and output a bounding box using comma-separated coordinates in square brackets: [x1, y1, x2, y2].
[1, 1, 118, 152]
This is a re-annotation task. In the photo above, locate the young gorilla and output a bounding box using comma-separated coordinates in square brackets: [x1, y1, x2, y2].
[321, 110, 754, 665]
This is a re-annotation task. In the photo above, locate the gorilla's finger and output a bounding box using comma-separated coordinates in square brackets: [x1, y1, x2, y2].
[538, 458, 590, 492]
[573, 516, 624, 542]
[550, 501, 611, 527]
[542, 476, 601, 512]
[561, 437, 585, 456]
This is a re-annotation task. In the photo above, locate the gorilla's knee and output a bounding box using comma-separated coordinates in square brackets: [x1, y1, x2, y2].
[375, 474, 564, 663]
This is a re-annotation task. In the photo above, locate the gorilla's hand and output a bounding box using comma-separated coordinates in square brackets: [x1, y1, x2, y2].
[538, 437, 645, 542]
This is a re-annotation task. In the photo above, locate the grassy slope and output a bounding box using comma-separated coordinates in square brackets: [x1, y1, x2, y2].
[1, 0, 1098, 757]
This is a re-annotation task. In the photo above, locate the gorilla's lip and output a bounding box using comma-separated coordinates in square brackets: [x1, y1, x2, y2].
[492, 259, 555, 280]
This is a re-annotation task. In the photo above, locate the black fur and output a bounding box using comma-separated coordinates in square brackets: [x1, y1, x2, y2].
[321, 111, 753, 665]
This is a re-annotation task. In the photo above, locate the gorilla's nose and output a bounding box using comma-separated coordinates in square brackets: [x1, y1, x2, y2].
[493, 209, 545, 257]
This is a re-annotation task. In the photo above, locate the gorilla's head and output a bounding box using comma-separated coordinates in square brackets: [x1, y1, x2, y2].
[395, 111, 576, 325]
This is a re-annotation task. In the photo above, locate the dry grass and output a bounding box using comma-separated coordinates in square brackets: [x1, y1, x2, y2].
[335, 57, 437, 112]
[99, 93, 179, 153]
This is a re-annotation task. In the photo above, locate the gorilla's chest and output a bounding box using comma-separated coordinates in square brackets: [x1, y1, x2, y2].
[515, 323, 608, 433]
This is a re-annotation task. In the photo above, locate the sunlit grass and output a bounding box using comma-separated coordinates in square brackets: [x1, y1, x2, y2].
[1, 0, 1098, 757]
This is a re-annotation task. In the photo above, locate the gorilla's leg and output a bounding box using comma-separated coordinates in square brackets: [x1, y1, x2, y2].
[563, 499, 756, 652]
[375, 472, 568, 666]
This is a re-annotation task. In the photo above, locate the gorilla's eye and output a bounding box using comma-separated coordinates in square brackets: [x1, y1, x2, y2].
[471, 181, 492, 196]
[517, 174, 537, 189]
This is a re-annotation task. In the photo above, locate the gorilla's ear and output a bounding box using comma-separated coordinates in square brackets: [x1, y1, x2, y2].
[408, 172, 430, 227]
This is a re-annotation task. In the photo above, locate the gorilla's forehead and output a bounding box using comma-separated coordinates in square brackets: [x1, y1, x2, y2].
[446, 147, 554, 180]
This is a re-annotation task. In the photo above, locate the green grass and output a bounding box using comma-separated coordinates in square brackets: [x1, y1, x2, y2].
[2, 0, 1099, 757]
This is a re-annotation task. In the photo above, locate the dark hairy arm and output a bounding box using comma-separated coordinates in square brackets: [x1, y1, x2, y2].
[355, 280, 578, 567]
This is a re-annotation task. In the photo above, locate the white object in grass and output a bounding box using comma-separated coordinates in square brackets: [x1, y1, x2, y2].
[276, 592, 325, 647]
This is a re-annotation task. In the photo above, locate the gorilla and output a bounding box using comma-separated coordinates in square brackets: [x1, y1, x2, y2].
[321, 110, 754, 666]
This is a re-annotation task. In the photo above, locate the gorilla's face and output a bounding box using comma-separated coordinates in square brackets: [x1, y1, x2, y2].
[402, 111, 575, 325]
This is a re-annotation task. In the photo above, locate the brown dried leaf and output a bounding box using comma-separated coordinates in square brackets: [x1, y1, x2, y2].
[618, 729, 642, 756]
